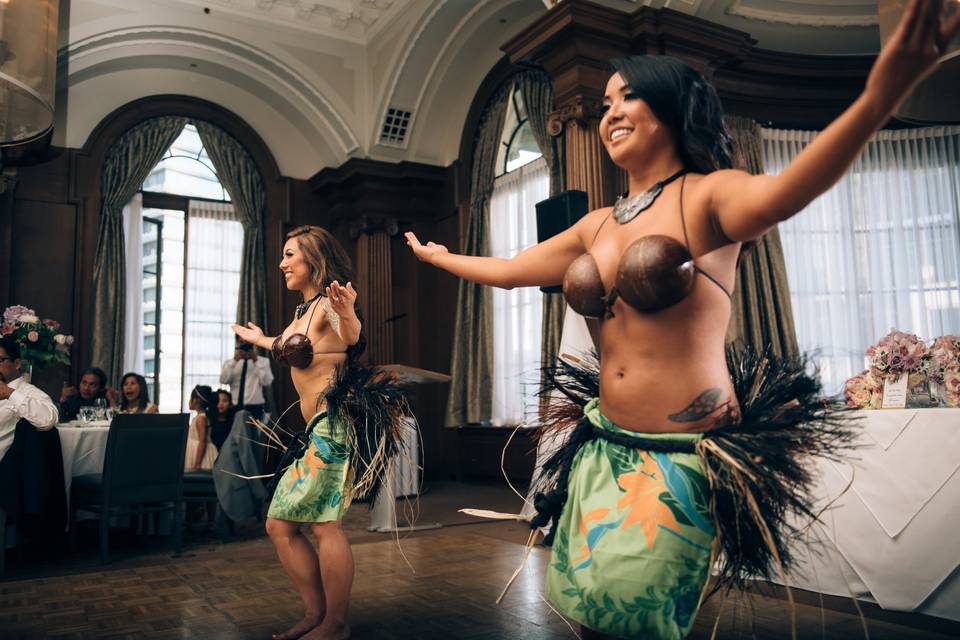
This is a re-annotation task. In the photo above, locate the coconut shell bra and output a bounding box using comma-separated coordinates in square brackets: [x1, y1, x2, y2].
[562, 175, 731, 318]
[271, 295, 343, 369]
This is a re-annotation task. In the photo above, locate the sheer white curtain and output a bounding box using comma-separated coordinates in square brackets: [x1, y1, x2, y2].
[183, 200, 244, 405]
[489, 157, 549, 425]
[122, 193, 144, 379]
[764, 127, 960, 394]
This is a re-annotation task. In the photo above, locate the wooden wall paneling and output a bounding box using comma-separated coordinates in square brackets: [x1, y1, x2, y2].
[0, 173, 16, 309]
[308, 158, 455, 479]
[9, 198, 77, 397]
[501, 0, 874, 133]
[456, 426, 536, 483]
[714, 49, 873, 129]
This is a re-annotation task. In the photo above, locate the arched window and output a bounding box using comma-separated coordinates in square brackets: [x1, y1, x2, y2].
[130, 123, 243, 411]
[489, 83, 549, 425]
[494, 86, 543, 177]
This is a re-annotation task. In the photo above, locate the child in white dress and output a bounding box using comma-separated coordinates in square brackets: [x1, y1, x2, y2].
[185, 385, 218, 471]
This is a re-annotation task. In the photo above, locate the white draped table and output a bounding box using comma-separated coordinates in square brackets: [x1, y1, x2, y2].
[56, 422, 110, 501]
[784, 408, 960, 622]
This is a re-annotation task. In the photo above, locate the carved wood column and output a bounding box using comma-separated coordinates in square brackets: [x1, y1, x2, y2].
[350, 215, 398, 365]
[549, 100, 624, 210]
[502, 1, 757, 209]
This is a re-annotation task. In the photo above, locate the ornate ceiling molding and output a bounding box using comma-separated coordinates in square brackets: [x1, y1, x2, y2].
[63, 26, 360, 155]
[726, 1, 878, 28]
[174, 0, 403, 42]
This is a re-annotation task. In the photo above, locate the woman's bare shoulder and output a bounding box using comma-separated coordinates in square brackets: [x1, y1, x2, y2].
[695, 169, 755, 198]
[574, 206, 614, 239]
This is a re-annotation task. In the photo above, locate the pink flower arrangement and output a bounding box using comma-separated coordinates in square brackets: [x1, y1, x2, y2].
[929, 335, 960, 384]
[865, 330, 930, 380]
[944, 369, 960, 408]
[844, 370, 884, 409]
[0, 304, 72, 370]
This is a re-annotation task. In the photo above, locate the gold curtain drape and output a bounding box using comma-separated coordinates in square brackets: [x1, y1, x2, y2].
[445, 84, 512, 426]
[724, 115, 799, 357]
[515, 71, 565, 374]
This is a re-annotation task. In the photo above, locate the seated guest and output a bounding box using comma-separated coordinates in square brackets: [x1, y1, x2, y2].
[58, 367, 109, 422]
[0, 336, 59, 466]
[185, 385, 218, 471]
[219, 336, 273, 420]
[112, 372, 157, 414]
[211, 388, 236, 451]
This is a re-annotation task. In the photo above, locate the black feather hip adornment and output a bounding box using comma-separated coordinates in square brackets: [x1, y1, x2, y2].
[530, 347, 859, 593]
[263, 362, 412, 510]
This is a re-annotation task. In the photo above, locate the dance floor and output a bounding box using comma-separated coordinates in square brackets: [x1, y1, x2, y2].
[1, 482, 958, 639]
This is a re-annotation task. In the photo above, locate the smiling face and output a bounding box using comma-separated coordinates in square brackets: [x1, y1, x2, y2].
[279, 238, 316, 292]
[598, 72, 675, 171]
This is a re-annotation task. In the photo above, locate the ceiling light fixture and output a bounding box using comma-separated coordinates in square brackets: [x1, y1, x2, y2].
[0, 0, 58, 146]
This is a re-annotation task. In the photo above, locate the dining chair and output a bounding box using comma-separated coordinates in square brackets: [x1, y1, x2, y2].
[69, 413, 188, 564]
[1, 419, 67, 577]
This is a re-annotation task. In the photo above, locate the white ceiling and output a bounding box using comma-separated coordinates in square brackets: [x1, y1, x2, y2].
[58, 0, 885, 178]
[172, 0, 412, 43]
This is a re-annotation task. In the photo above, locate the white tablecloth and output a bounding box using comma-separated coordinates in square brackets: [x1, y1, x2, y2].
[368, 416, 421, 531]
[57, 423, 110, 500]
[785, 408, 960, 622]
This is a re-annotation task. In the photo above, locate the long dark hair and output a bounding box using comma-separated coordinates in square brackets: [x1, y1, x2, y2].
[191, 385, 217, 427]
[119, 372, 151, 412]
[609, 55, 734, 173]
[285, 225, 366, 361]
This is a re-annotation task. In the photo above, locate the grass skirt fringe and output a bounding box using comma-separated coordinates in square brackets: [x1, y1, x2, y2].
[531, 346, 858, 592]
[265, 361, 411, 509]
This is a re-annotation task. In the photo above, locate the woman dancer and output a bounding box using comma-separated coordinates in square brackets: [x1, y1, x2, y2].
[406, 3, 960, 637]
[234, 225, 405, 640]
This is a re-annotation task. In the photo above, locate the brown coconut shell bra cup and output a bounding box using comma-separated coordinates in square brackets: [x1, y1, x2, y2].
[271, 295, 343, 369]
[562, 174, 731, 318]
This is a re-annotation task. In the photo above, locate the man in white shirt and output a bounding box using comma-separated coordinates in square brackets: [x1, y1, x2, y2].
[220, 337, 273, 420]
[0, 336, 59, 464]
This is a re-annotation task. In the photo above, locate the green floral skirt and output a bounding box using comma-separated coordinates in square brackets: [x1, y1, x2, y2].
[267, 412, 354, 523]
[545, 399, 716, 639]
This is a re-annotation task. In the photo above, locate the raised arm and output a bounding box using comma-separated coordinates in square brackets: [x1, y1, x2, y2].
[707, 0, 960, 242]
[404, 213, 593, 289]
[325, 281, 361, 346]
[232, 322, 275, 351]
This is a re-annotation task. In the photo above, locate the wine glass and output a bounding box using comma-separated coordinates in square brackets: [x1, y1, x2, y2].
[94, 397, 108, 421]
[79, 406, 96, 425]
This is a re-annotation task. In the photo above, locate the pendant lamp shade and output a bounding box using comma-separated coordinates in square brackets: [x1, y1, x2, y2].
[878, 0, 960, 124]
[0, 0, 59, 146]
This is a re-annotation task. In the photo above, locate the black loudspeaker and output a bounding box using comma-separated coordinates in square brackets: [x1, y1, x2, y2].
[535, 190, 589, 293]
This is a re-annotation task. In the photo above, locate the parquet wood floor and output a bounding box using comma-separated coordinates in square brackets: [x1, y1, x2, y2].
[2, 483, 958, 639]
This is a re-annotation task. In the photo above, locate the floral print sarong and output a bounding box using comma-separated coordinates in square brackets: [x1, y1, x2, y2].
[267, 412, 354, 523]
[545, 399, 715, 639]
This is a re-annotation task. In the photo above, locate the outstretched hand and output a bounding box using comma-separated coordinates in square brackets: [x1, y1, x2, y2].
[868, 0, 960, 114]
[232, 322, 264, 344]
[325, 281, 357, 318]
[404, 231, 448, 264]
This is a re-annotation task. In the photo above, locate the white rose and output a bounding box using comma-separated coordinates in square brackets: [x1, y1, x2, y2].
[65, 335, 74, 345]
[54, 334, 66, 345]
[18, 313, 39, 324]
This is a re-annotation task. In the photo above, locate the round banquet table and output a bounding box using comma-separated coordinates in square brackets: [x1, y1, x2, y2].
[56, 422, 110, 502]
